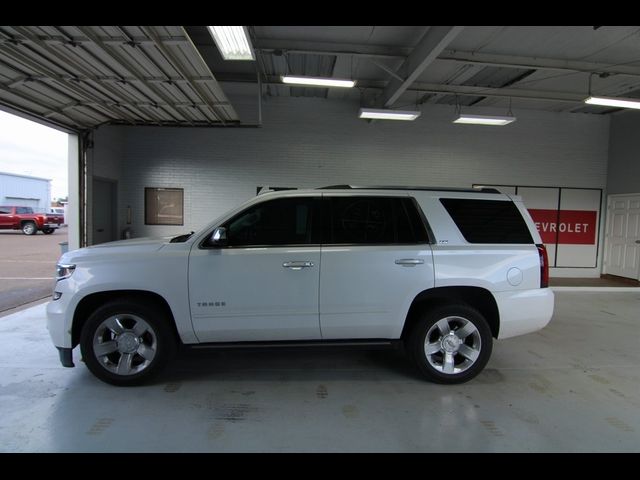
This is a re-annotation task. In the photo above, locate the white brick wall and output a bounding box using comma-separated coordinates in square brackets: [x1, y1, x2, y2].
[89, 95, 610, 275]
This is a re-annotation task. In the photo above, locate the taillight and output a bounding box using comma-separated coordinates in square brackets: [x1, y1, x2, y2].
[536, 244, 549, 288]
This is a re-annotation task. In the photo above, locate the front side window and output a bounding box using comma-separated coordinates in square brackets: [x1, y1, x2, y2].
[224, 197, 318, 247]
[16, 207, 33, 214]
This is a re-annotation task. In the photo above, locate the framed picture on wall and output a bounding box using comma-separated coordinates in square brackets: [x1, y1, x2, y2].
[145, 187, 184, 225]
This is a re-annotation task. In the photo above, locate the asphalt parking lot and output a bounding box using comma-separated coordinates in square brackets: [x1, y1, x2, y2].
[0, 227, 67, 314]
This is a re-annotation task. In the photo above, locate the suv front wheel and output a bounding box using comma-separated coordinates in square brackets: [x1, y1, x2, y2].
[407, 304, 492, 384]
[80, 299, 176, 386]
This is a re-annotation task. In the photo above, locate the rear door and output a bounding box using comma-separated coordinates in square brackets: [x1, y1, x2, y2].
[319, 195, 434, 339]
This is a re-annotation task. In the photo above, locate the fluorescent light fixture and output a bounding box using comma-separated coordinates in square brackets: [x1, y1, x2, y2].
[358, 108, 421, 121]
[454, 114, 516, 126]
[207, 26, 255, 61]
[281, 76, 356, 88]
[584, 95, 640, 109]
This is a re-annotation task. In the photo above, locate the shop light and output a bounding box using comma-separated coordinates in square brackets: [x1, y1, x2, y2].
[281, 76, 356, 88]
[358, 108, 421, 121]
[207, 26, 255, 61]
[454, 114, 516, 126]
[584, 95, 640, 110]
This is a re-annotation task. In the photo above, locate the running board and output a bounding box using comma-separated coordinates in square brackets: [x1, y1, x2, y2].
[187, 339, 401, 351]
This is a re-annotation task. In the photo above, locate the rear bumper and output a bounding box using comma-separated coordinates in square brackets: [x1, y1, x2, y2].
[494, 288, 555, 339]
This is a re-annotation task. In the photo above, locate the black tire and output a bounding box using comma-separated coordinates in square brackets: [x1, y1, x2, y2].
[22, 221, 37, 235]
[406, 304, 493, 384]
[80, 299, 176, 386]
[42, 228, 54, 234]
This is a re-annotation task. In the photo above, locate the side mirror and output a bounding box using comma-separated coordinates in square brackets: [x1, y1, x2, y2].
[210, 227, 227, 247]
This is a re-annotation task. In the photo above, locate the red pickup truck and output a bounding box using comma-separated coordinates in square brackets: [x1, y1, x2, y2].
[0, 206, 63, 235]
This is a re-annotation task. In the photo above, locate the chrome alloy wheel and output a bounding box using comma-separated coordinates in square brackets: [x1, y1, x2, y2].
[424, 316, 482, 375]
[92, 314, 158, 376]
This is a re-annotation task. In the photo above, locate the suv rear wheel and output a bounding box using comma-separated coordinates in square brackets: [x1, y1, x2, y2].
[407, 304, 492, 384]
[80, 299, 176, 386]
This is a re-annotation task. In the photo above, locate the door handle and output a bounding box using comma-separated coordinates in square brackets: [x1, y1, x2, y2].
[283, 261, 314, 270]
[636, 240, 640, 244]
[395, 258, 424, 267]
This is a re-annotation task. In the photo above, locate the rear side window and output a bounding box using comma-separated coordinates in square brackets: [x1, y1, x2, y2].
[326, 196, 429, 245]
[16, 207, 33, 214]
[440, 198, 533, 244]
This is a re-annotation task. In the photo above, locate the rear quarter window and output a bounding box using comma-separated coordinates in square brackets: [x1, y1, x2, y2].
[440, 198, 533, 244]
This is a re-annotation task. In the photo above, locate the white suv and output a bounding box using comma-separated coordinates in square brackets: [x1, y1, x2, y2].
[47, 186, 554, 386]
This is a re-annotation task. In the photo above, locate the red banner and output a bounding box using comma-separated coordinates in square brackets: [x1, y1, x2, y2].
[528, 209, 597, 245]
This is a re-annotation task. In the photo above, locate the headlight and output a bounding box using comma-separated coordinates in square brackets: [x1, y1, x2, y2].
[56, 263, 76, 281]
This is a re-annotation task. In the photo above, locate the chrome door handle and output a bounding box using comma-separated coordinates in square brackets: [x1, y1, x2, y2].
[283, 261, 315, 270]
[395, 258, 424, 267]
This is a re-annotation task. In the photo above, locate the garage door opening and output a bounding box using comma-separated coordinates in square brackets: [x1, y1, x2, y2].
[0, 109, 77, 313]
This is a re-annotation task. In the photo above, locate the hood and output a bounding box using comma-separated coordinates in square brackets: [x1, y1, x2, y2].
[59, 236, 171, 264]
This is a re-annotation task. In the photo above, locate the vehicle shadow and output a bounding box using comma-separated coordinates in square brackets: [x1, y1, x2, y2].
[161, 347, 421, 384]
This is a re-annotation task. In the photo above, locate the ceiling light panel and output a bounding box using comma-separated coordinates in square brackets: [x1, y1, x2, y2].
[454, 114, 516, 126]
[281, 76, 356, 88]
[584, 96, 640, 110]
[358, 108, 421, 121]
[207, 26, 255, 61]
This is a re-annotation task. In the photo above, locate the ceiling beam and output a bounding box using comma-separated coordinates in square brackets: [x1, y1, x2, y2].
[377, 26, 464, 107]
[436, 50, 640, 78]
[400, 81, 585, 103]
[254, 39, 411, 59]
[255, 39, 640, 79]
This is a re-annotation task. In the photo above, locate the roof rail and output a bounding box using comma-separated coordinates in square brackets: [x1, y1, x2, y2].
[317, 185, 501, 194]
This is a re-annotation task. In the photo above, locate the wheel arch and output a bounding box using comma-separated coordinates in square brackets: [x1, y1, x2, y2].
[402, 286, 500, 340]
[71, 290, 180, 348]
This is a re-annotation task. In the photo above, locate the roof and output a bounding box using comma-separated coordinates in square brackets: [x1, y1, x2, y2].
[318, 185, 501, 193]
[0, 171, 51, 182]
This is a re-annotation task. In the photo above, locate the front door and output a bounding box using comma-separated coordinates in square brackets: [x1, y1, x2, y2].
[188, 195, 322, 342]
[604, 194, 640, 280]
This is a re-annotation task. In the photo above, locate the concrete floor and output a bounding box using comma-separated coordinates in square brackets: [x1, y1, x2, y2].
[1, 291, 639, 452]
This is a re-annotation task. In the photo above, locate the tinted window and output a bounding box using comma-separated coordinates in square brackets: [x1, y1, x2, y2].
[327, 196, 428, 245]
[225, 197, 318, 247]
[440, 198, 533, 244]
[400, 198, 430, 243]
[0, 208, 10, 214]
[16, 207, 33, 214]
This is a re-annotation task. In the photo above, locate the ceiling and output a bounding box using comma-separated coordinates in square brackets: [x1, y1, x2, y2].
[2, 25, 640, 131]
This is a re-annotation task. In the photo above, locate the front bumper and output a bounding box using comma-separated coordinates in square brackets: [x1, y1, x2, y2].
[57, 347, 74, 367]
[47, 295, 76, 367]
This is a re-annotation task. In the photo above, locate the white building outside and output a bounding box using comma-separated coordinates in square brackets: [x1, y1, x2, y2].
[0, 171, 52, 213]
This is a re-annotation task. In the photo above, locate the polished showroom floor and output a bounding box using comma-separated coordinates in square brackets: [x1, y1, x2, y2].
[0, 290, 638, 452]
